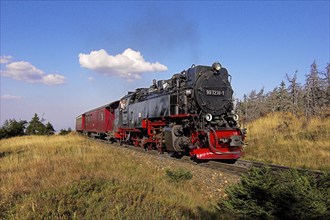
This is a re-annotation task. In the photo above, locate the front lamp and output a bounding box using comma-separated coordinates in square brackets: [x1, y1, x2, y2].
[212, 62, 222, 72]
[205, 113, 213, 122]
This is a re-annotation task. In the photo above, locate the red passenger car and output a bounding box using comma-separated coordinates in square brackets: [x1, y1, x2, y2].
[75, 115, 85, 132]
[76, 101, 119, 139]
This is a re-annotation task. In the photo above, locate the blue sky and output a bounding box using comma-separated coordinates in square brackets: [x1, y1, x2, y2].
[1, 1, 329, 131]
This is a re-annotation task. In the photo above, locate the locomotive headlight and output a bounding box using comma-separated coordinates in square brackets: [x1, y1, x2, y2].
[233, 114, 239, 121]
[212, 62, 222, 72]
[185, 89, 192, 96]
[205, 113, 213, 122]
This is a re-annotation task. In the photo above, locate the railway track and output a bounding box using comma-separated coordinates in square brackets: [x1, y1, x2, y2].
[91, 136, 324, 178]
[235, 159, 325, 177]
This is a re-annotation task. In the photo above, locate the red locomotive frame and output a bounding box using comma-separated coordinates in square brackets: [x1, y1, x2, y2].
[76, 105, 245, 161]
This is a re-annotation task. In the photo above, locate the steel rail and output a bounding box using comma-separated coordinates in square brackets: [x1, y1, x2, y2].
[86, 136, 325, 178]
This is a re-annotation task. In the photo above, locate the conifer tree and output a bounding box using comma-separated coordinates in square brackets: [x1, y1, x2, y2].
[0, 119, 27, 139]
[236, 60, 329, 122]
[26, 113, 46, 135]
[45, 122, 55, 135]
[304, 61, 324, 118]
[323, 63, 330, 109]
[266, 87, 279, 113]
[286, 71, 302, 114]
[277, 80, 290, 112]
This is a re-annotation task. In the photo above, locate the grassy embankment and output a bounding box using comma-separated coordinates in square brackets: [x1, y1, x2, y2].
[1, 113, 329, 218]
[0, 134, 234, 219]
[243, 112, 330, 170]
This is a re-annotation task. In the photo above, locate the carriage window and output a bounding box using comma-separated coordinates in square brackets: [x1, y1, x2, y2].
[86, 114, 92, 122]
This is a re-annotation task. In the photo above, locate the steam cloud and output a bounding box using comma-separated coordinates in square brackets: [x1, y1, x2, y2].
[126, 6, 200, 60]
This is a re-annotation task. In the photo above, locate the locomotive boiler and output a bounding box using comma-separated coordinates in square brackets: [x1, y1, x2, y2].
[76, 62, 246, 161]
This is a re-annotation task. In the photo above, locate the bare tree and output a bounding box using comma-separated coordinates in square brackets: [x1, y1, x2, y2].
[323, 63, 330, 107]
[286, 71, 302, 114]
[237, 61, 329, 122]
[266, 87, 279, 113]
[277, 80, 290, 112]
[304, 61, 325, 118]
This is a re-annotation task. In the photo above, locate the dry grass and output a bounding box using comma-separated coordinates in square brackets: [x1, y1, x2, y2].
[0, 134, 236, 219]
[3, 113, 327, 218]
[243, 112, 330, 170]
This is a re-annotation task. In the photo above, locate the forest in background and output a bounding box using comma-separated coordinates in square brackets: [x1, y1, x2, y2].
[236, 61, 330, 123]
[235, 61, 330, 170]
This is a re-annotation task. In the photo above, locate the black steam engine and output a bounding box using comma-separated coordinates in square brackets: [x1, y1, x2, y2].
[77, 62, 246, 161]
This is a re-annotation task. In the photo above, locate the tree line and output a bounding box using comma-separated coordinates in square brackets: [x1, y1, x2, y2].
[0, 113, 71, 139]
[236, 61, 330, 123]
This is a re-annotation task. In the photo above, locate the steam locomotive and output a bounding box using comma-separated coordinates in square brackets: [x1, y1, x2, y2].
[76, 62, 246, 161]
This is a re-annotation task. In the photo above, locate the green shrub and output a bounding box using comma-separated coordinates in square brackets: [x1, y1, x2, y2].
[165, 168, 193, 183]
[7, 178, 118, 219]
[218, 167, 330, 219]
[59, 127, 72, 135]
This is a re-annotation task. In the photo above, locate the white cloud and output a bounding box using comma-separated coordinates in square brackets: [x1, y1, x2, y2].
[0, 55, 13, 64]
[88, 76, 95, 81]
[1, 94, 22, 100]
[78, 48, 167, 81]
[2, 61, 44, 82]
[1, 58, 65, 85]
[42, 74, 66, 85]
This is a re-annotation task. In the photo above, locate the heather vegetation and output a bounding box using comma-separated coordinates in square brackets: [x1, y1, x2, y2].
[0, 135, 232, 219]
[237, 61, 330, 170]
[217, 61, 330, 218]
[218, 167, 330, 219]
[1, 134, 328, 219]
[242, 112, 330, 170]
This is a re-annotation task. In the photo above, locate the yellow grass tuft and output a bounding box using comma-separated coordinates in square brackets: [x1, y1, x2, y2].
[0, 134, 237, 219]
[243, 112, 330, 170]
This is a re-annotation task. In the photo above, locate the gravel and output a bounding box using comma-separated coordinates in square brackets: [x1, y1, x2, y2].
[120, 146, 241, 199]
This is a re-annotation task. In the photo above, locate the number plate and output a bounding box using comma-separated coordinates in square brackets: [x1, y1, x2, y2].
[205, 89, 225, 96]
